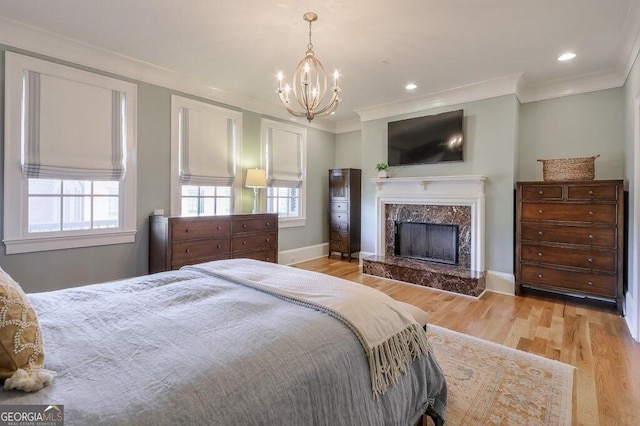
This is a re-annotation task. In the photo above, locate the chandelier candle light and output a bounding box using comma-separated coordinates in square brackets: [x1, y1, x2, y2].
[276, 12, 341, 122]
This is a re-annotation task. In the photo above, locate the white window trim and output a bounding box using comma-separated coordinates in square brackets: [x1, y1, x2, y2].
[261, 119, 307, 228]
[3, 52, 137, 254]
[170, 95, 243, 215]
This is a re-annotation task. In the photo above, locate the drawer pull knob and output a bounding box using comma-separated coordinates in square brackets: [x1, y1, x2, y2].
[588, 258, 593, 263]
[538, 210, 543, 214]
[185, 249, 190, 253]
[588, 234, 594, 239]
[216, 244, 221, 249]
[217, 226, 221, 230]
[266, 238, 270, 242]
[243, 241, 247, 245]
[266, 222, 270, 226]
[588, 281, 593, 286]
[185, 228, 189, 233]
[539, 190, 544, 194]
[538, 252, 543, 257]
[538, 231, 543, 235]
[588, 211, 594, 216]
[243, 224, 247, 228]
[538, 274, 543, 278]
[589, 190, 594, 195]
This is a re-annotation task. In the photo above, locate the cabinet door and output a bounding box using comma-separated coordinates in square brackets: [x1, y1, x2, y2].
[329, 169, 349, 201]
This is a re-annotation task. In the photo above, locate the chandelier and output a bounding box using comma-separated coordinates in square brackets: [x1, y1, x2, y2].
[276, 12, 341, 122]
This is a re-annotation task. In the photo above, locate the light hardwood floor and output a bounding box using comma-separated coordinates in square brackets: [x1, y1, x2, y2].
[294, 257, 640, 426]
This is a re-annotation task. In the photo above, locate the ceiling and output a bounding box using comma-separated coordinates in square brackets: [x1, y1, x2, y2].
[1, 0, 639, 128]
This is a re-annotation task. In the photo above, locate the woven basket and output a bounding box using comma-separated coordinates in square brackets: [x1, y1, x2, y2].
[537, 155, 599, 181]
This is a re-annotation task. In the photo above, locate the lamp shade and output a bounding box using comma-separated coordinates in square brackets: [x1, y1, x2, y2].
[245, 168, 267, 188]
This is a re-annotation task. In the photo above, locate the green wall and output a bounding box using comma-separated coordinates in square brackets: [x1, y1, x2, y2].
[0, 47, 336, 292]
[358, 95, 519, 274]
[0, 44, 633, 296]
[518, 89, 625, 181]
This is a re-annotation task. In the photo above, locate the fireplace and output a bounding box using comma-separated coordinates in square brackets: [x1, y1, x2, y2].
[362, 175, 487, 297]
[395, 222, 459, 265]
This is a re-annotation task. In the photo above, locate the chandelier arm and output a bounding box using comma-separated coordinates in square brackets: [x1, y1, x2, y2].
[311, 91, 340, 116]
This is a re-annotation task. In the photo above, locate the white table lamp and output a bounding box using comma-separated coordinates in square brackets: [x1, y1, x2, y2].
[245, 168, 267, 214]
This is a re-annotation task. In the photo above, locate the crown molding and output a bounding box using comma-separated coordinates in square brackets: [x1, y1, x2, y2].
[517, 69, 626, 103]
[621, 0, 640, 81]
[355, 74, 522, 122]
[334, 119, 362, 134]
[0, 16, 338, 134]
[2, 14, 639, 134]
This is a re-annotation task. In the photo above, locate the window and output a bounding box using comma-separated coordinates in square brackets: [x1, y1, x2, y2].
[261, 119, 307, 227]
[3, 52, 137, 254]
[267, 187, 299, 218]
[181, 185, 232, 216]
[28, 179, 119, 232]
[171, 96, 242, 215]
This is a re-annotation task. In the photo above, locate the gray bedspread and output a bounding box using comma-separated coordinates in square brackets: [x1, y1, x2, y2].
[0, 265, 446, 425]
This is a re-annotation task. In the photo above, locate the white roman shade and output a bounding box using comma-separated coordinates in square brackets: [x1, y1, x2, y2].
[267, 128, 303, 188]
[178, 106, 236, 186]
[22, 72, 125, 181]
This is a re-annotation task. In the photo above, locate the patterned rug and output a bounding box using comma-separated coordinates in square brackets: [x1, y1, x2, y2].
[428, 325, 575, 425]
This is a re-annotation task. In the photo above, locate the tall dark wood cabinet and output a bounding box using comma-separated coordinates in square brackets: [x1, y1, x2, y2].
[328, 169, 361, 261]
[515, 180, 624, 314]
[149, 213, 278, 273]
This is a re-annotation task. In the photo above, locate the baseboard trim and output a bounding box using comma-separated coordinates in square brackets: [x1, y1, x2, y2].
[486, 270, 515, 296]
[279, 243, 329, 265]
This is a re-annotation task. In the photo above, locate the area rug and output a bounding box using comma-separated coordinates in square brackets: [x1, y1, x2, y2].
[427, 325, 575, 425]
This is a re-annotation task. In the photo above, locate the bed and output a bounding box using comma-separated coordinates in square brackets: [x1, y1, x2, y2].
[0, 259, 447, 425]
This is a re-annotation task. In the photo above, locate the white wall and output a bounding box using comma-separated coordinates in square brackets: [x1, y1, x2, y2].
[624, 49, 640, 340]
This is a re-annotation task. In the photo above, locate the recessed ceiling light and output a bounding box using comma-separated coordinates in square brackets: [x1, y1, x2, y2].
[406, 83, 417, 90]
[557, 52, 576, 61]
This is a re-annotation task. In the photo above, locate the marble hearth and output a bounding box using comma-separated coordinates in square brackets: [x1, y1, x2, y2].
[362, 175, 487, 297]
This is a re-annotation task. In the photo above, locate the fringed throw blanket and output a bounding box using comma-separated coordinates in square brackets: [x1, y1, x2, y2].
[185, 259, 430, 397]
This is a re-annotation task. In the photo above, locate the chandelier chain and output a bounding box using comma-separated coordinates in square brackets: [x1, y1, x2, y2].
[307, 20, 313, 51]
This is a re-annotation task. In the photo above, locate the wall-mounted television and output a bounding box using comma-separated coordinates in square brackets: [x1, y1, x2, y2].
[387, 109, 464, 166]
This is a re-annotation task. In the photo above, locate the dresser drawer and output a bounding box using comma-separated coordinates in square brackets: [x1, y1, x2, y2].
[331, 212, 349, 224]
[233, 216, 277, 234]
[520, 223, 616, 248]
[521, 265, 616, 297]
[330, 240, 350, 253]
[330, 222, 349, 233]
[521, 185, 563, 200]
[171, 218, 231, 241]
[567, 184, 618, 200]
[171, 238, 231, 264]
[331, 201, 349, 212]
[171, 254, 231, 270]
[522, 203, 617, 224]
[232, 232, 277, 252]
[240, 249, 277, 263]
[521, 244, 616, 272]
[330, 231, 349, 242]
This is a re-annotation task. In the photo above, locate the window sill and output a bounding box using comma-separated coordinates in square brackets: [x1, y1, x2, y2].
[3, 230, 137, 254]
[277, 217, 306, 229]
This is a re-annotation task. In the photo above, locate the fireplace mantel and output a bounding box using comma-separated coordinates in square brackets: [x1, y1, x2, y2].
[370, 175, 487, 192]
[372, 175, 486, 272]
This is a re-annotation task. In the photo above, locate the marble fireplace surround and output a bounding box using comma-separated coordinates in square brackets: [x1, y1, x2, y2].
[364, 175, 487, 296]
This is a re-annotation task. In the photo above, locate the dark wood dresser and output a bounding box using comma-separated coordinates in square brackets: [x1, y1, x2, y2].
[328, 168, 361, 261]
[149, 213, 278, 273]
[515, 180, 624, 314]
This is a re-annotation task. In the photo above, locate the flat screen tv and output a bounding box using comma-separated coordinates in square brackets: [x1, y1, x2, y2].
[387, 109, 464, 166]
